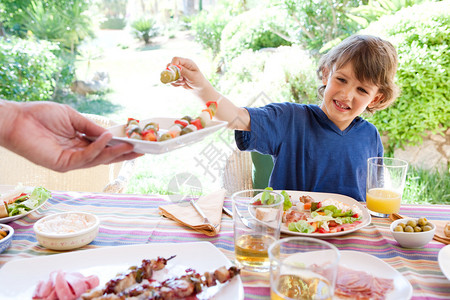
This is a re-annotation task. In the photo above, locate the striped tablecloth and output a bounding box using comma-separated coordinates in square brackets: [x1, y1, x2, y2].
[1, 191, 449, 299]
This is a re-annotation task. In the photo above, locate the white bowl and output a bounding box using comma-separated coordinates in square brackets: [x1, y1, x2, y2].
[390, 218, 435, 248]
[0, 224, 14, 254]
[33, 211, 100, 251]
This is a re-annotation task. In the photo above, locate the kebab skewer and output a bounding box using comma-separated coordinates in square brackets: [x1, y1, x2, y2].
[82, 257, 240, 300]
[81, 256, 175, 299]
[123, 100, 218, 142]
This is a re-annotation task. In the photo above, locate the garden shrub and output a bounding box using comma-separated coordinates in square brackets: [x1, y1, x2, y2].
[362, 1, 450, 150]
[100, 17, 126, 30]
[191, 10, 230, 57]
[217, 46, 318, 107]
[220, 7, 292, 63]
[131, 17, 158, 44]
[0, 37, 64, 102]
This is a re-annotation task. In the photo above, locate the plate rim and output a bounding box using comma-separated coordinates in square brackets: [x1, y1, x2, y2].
[278, 190, 371, 237]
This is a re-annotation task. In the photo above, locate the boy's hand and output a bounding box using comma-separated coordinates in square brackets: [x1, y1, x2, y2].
[169, 57, 213, 96]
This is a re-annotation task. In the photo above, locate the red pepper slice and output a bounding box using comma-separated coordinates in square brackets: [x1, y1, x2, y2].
[174, 119, 189, 127]
[206, 101, 217, 108]
[127, 117, 139, 124]
[190, 118, 203, 130]
[252, 200, 262, 205]
[205, 101, 218, 116]
[352, 213, 359, 218]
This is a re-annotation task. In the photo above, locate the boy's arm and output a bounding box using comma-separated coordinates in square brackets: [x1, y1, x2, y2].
[169, 57, 250, 131]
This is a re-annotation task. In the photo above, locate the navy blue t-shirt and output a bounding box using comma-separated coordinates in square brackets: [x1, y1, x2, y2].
[235, 103, 383, 202]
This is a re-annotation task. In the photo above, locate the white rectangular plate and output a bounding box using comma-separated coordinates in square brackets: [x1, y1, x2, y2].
[106, 117, 228, 154]
[0, 241, 244, 299]
[281, 191, 371, 237]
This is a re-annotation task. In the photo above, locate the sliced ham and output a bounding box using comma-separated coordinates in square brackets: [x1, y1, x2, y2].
[285, 210, 308, 226]
[335, 266, 394, 300]
[33, 270, 99, 300]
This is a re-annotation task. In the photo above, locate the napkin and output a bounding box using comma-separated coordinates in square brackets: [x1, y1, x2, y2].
[390, 214, 450, 245]
[159, 189, 226, 237]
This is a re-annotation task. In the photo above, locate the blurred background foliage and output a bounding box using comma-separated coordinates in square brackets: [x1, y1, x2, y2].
[0, 0, 448, 203]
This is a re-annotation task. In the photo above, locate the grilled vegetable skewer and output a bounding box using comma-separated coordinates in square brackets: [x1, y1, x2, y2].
[81, 256, 175, 299]
[82, 262, 240, 300]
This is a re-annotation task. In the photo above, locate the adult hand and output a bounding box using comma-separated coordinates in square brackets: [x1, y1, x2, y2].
[0, 100, 142, 172]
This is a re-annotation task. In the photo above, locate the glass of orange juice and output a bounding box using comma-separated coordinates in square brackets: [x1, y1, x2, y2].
[366, 157, 408, 217]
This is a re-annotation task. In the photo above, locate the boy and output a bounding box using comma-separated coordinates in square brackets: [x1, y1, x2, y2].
[169, 34, 400, 202]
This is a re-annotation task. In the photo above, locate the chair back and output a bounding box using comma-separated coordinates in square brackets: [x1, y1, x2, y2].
[222, 147, 253, 195]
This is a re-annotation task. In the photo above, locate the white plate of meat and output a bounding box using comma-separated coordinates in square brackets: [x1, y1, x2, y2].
[280, 191, 371, 237]
[336, 251, 413, 299]
[101, 117, 228, 155]
[0, 242, 244, 299]
[438, 244, 450, 281]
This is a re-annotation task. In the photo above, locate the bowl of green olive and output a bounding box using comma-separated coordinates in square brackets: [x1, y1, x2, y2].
[390, 217, 436, 248]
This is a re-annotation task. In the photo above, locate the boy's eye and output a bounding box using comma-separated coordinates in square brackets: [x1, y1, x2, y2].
[337, 77, 346, 83]
[358, 87, 368, 94]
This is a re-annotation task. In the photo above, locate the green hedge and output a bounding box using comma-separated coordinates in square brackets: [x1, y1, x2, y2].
[220, 7, 292, 63]
[0, 37, 63, 102]
[217, 46, 318, 106]
[363, 1, 450, 150]
[191, 10, 230, 57]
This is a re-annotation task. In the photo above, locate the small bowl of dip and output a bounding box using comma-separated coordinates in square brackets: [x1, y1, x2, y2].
[33, 211, 100, 250]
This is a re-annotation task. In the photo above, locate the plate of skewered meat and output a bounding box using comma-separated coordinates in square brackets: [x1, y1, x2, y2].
[86, 100, 228, 155]
[0, 241, 244, 300]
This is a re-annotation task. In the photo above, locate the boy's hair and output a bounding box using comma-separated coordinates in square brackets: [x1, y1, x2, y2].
[317, 34, 400, 113]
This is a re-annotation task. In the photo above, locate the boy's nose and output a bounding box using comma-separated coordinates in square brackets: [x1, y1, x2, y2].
[341, 87, 354, 100]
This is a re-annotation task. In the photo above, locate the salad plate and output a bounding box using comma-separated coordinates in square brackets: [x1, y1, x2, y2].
[438, 244, 450, 281]
[0, 241, 244, 299]
[0, 185, 51, 224]
[96, 117, 228, 155]
[280, 190, 371, 237]
[338, 251, 413, 299]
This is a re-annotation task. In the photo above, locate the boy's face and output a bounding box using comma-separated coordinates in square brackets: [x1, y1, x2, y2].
[320, 62, 383, 131]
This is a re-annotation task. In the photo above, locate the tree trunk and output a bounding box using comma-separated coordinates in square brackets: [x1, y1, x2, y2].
[183, 0, 195, 16]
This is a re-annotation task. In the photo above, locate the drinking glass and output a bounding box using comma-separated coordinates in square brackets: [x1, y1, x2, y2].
[269, 237, 340, 300]
[232, 189, 284, 272]
[366, 157, 408, 218]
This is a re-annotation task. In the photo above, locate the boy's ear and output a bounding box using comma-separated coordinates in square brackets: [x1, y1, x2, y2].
[368, 92, 385, 108]
[321, 67, 329, 85]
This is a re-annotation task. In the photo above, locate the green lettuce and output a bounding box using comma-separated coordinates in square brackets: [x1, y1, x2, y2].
[7, 186, 51, 217]
[288, 220, 315, 233]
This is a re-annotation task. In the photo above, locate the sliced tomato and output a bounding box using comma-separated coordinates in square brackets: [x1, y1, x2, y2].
[318, 227, 329, 233]
[190, 118, 203, 130]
